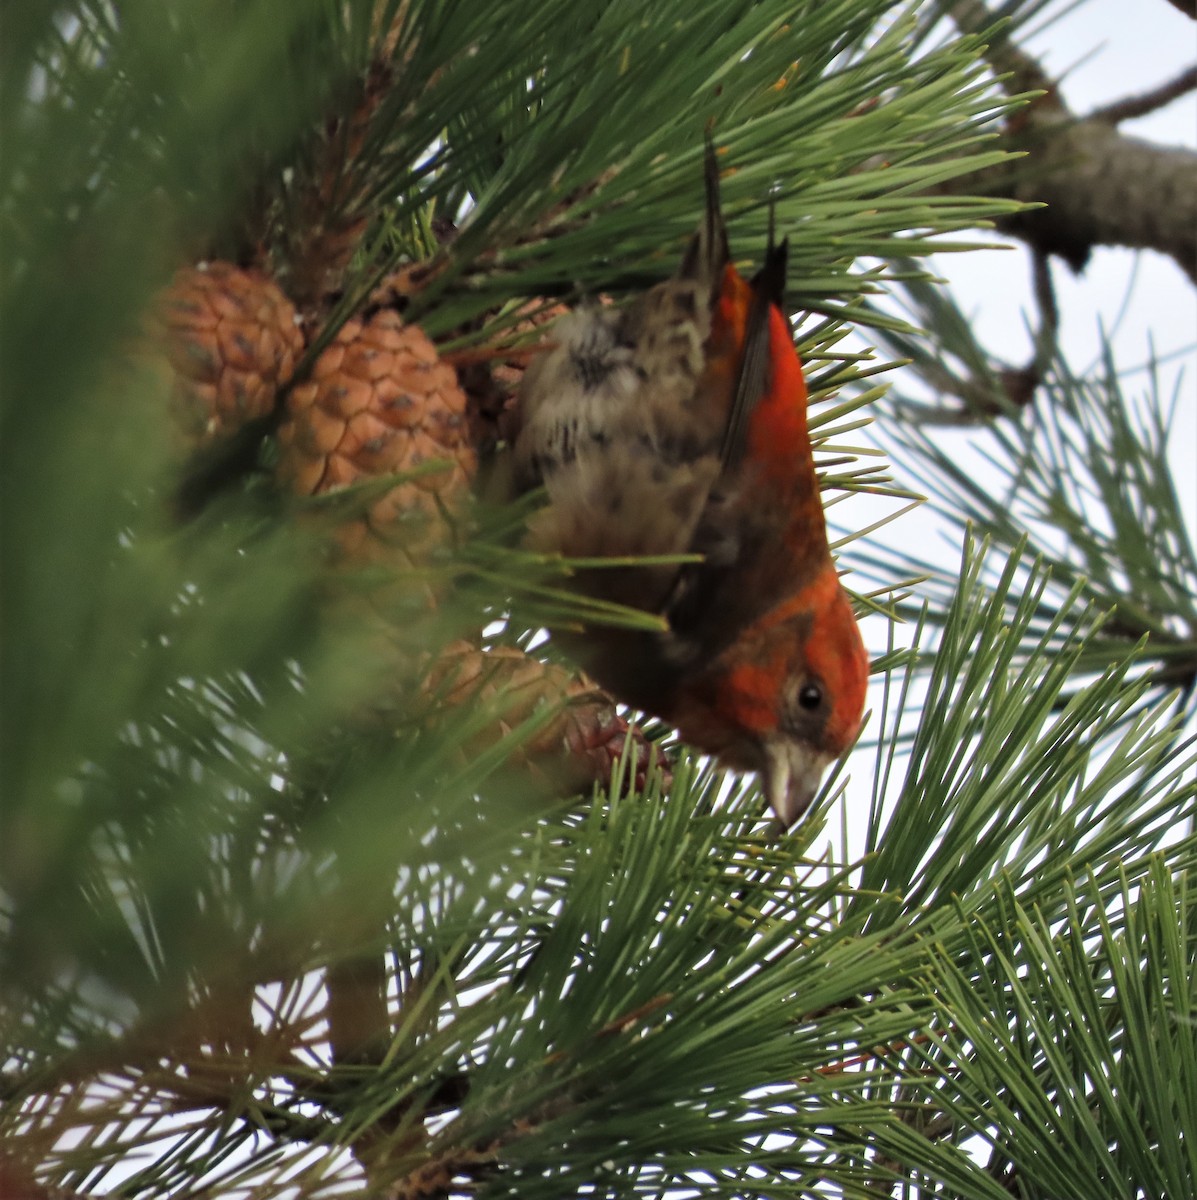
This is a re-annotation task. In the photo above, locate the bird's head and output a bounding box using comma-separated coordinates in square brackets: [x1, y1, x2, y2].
[670, 566, 869, 828]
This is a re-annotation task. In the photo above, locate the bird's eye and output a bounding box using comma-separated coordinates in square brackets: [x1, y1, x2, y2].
[797, 683, 823, 711]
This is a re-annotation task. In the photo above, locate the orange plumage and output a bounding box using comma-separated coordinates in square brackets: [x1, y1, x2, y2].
[513, 139, 868, 827]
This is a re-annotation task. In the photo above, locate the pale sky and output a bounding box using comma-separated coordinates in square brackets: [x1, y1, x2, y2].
[937, 0, 1196, 506]
[833, 0, 1196, 840]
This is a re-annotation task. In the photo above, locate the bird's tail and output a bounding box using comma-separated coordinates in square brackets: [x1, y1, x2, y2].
[679, 133, 731, 293]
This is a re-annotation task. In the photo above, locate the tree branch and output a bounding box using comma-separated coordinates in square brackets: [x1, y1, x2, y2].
[0, 1156, 84, 1200]
[945, 0, 1197, 281]
[889, 246, 1060, 426]
[996, 125, 1197, 280]
[327, 952, 391, 1069]
[1089, 65, 1197, 125]
[1162, 0, 1196, 19]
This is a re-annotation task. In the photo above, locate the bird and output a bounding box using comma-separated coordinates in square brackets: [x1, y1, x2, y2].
[510, 138, 869, 828]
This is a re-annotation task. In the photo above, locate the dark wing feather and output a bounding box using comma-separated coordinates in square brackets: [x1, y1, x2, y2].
[660, 234, 796, 668]
[680, 134, 731, 289]
[716, 236, 787, 473]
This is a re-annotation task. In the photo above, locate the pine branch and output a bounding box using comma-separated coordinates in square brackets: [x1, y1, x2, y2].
[0, 1157, 84, 1200]
[866, 250, 1060, 424]
[890, 866, 1197, 1197]
[942, 0, 1197, 279]
[10, 530, 1192, 1196]
[5, 2, 1194, 1195]
[327, 953, 390, 1069]
[857, 339, 1197, 704]
[1090, 63, 1197, 124]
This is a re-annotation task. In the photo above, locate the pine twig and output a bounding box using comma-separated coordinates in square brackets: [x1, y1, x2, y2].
[386, 993, 675, 1199]
[327, 952, 391, 1068]
[888, 247, 1059, 426]
[944, 0, 1197, 279]
[868, 1080, 961, 1197]
[1089, 65, 1197, 125]
[0, 1156, 84, 1200]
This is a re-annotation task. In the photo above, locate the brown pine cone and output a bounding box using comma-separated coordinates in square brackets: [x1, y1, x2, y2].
[490, 299, 571, 391]
[277, 309, 476, 566]
[152, 261, 304, 447]
[425, 641, 668, 794]
[455, 298, 572, 459]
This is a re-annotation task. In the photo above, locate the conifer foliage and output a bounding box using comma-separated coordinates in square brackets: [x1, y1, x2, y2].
[2, 1, 1193, 1197]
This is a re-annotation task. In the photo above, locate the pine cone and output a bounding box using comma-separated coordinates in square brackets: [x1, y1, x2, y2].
[491, 299, 571, 391]
[277, 309, 476, 564]
[425, 642, 668, 793]
[457, 299, 571, 457]
[153, 262, 304, 447]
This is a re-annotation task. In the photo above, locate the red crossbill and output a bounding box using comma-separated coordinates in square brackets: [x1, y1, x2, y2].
[512, 140, 868, 827]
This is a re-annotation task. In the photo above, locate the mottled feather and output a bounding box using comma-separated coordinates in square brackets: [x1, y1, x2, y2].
[511, 139, 868, 828]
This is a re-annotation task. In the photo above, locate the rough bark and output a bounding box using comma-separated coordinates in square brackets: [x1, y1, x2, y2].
[948, 1, 1197, 282]
[997, 113, 1197, 280]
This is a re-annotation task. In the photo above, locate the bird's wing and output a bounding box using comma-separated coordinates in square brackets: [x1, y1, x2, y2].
[716, 235, 789, 473]
[658, 227, 804, 668]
